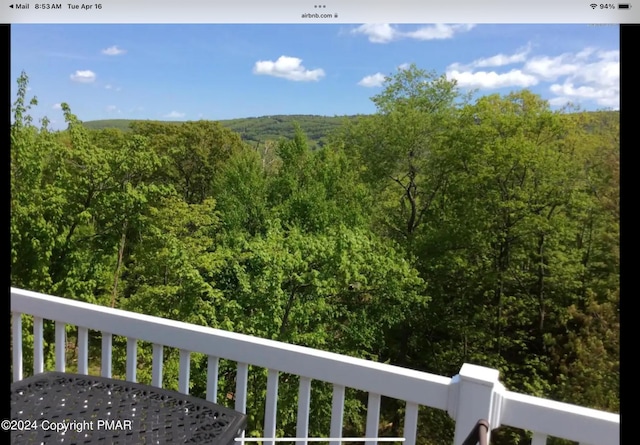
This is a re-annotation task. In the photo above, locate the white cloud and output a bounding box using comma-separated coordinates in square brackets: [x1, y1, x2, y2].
[448, 69, 539, 89]
[164, 111, 185, 118]
[253, 56, 325, 81]
[106, 105, 120, 113]
[358, 73, 386, 87]
[448, 44, 532, 74]
[52, 103, 62, 110]
[445, 46, 619, 109]
[549, 82, 619, 109]
[351, 24, 397, 43]
[446, 47, 539, 88]
[527, 49, 619, 108]
[351, 23, 474, 43]
[70, 70, 96, 83]
[519, 48, 617, 83]
[596, 49, 619, 62]
[102, 45, 126, 56]
[523, 55, 580, 80]
[397, 63, 410, 70]
[105, 84, 123, 91]
[575, 47, 597, 60]
[404, 24, 475, 41]
[569, 51, 619, 88]
[473, 45, 532, 68]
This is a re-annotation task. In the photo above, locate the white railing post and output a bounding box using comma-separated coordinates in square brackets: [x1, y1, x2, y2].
[448, 363, 505, 445]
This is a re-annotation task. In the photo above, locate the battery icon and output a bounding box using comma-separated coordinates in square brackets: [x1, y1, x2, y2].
[618, 3, 630, 7]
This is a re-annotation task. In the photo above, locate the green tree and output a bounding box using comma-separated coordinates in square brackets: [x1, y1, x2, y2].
[212, 146, 270, 236]
[130, 120, 246, 204]
[211, 222, 427, 437]
[269, 124, 372, 233]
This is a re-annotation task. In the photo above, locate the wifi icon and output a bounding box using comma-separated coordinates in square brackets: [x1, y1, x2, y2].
[590, 3, 598, 7]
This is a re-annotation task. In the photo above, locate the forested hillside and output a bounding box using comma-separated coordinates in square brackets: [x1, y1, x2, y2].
[11, 66, 619, 445]
[83, 114, 354, 148]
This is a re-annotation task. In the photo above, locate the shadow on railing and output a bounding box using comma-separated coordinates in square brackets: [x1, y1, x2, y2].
[461, 419, 490, 445]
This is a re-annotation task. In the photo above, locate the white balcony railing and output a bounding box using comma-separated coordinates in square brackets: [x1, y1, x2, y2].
[11, 287, 619, 445]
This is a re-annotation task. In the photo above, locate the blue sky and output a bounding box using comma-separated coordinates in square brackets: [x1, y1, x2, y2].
[11, 24, 619, 130]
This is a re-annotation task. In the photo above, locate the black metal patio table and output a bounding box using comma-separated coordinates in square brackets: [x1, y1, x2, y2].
[10, 371, 247, 444]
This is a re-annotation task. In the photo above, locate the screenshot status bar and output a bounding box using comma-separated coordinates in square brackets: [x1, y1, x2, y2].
[3, 0, 638, 23]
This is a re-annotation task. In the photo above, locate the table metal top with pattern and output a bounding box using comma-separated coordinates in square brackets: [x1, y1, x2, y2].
[10, 371, 247, 444]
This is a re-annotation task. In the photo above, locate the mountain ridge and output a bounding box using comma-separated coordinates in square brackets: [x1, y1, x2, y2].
[82, 110, 618, 147]
[82, 114, 360, 147]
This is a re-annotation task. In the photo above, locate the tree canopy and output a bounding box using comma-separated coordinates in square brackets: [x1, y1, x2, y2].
[11, 67, 619, 445]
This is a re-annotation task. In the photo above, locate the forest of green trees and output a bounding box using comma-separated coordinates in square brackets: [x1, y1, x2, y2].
[11, 65, 619, 445]
[83, 114, 352, 149]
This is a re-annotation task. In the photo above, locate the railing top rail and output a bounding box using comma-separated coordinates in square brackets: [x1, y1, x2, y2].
[10, 287, 451, 409]
[501, 391, 620, 445]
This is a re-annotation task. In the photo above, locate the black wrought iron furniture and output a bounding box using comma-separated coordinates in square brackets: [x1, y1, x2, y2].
[10, 371, 247, 444]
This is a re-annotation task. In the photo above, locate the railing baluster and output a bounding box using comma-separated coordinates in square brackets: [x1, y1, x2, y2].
[365, 393, 381, 445]
[101, 332, 112, 378]
[55, 321, 66, 372]
[179, 349, 191, 394]
[207, 356, 220, 403]
[33, 316, 44, 374]
[235, 362, 249, 414]
[235, 362, 249, 441]
[330, 384, 345, 445]
[12, 312, 22, 382]
[404, 402, 419, 445]
[531, 433, 547, 445]
[77, 326, 89, 374]
[152, 344, 163, 387]
[296, 376, 312, 445]
[126, 337, 137, 382]
[264, 368, 279, 445]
